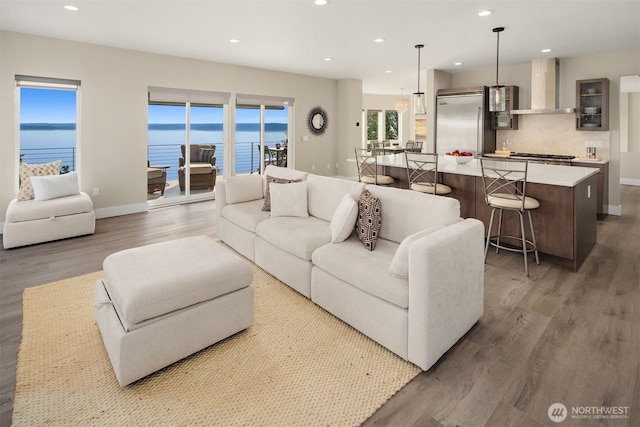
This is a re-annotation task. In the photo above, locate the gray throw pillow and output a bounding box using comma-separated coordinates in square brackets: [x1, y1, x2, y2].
[198, 147, 215, 163]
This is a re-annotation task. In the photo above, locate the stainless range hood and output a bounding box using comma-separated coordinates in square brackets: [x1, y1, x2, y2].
[511, 58, 576, 115]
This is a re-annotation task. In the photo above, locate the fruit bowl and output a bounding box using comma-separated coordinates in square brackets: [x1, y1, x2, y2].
[444, 150, 474, 164]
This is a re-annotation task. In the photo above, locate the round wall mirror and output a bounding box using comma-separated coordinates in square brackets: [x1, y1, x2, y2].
[307, 106, 328, 136]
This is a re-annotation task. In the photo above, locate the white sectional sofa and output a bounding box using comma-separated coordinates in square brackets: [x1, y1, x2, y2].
[216, 165, 485, 371]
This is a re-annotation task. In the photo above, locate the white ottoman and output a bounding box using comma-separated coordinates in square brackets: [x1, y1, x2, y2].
[94, 236, 253, 386]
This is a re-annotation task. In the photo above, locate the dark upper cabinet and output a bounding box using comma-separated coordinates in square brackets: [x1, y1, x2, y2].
[576, 78, 609, 131]
[491, 86, 519, 130]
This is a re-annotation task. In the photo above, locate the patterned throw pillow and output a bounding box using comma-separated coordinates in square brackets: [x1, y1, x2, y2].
[18, 160, 62, 201]
[355, 189, 382, 251]
[262, 175, 302, 211]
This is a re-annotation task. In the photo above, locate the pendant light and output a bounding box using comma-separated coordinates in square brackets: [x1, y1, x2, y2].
[413, 44, 426, 115]
[489, 27, 506, 112]
[394, 88, 409, 114]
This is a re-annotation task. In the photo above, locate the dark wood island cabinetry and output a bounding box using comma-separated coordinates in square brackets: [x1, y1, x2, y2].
[376, 155, 600, 272]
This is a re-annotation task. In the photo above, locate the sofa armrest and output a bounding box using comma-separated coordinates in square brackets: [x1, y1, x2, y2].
[407, 218, 485, 370]
[215, 180, 227, 223]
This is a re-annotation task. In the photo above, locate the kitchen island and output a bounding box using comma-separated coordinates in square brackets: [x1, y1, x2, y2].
[371, 155, 600, 272]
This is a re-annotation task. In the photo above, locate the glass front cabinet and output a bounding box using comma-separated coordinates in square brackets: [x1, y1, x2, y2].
[576, 78, 609, 131]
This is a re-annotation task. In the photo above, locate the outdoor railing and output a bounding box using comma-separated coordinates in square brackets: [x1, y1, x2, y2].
[18, 142, 281, 181]
[20, 148, 76, 172]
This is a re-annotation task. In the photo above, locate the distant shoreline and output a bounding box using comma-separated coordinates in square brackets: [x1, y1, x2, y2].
[21, 123, 288, 131]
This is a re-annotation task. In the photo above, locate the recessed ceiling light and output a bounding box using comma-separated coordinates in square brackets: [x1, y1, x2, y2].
[541, 48, 552, 53]
[374, 38, 385, 43]
[478, 10, 493, 17]
[314, 0, 329, 5]
[324, 57, 332, 61]
[385, 70, 392, 73]
[64, 5, 79, 11]
[454, 62, 463, 66]
[229, 39, 240, 43]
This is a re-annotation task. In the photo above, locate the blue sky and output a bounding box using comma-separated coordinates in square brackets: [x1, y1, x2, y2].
[21, 87, 289, 124]
[20, 87, 77, 123]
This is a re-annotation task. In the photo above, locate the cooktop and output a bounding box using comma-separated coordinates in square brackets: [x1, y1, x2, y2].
[510, 152, 576, 160]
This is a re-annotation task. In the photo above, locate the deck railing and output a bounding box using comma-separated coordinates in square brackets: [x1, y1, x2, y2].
[19, 142, 280, 180]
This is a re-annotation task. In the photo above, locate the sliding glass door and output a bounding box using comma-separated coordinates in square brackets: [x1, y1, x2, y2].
[147, 87, 229, 206]
[234, 102, 289, 175]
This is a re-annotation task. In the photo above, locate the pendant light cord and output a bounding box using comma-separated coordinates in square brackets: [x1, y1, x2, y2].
[415, 44, 424, 93]
[493, 27, 504, 87]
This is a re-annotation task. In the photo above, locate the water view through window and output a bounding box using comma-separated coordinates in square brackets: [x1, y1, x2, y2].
[19, 87, 77, 172]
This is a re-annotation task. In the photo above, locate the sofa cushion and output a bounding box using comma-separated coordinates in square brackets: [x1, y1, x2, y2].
[312, 236, 409, 309]
[388, 225, 446, 279]
[5, 191, 94, 223]
[18, 160, 62, 201]
[355, 189, 382, 251]
[147, 168, 164, 179]
[189, 163, 214, 175]
[221, 199, 270, 232]
[262, 176, 302, 211]
[225, 174, 263, 204]
[31, 172, 80, 201]
[365, 185, 460, 244]
[270, 181, 309, 218]
[330, 193, 358, 243]
[306, 174, 366, 222]
[256, 216, 331, 261]
[198, 147, 216, 163]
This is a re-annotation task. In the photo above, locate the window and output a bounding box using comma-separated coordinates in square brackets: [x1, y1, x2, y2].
[147, 87, 229, 203]
[17, 75, 80, 175]
[235, 94, 293, 175]
[367, 110, 379, 141]
[366, 109, 400, 143]
[385, 110, 399, 140]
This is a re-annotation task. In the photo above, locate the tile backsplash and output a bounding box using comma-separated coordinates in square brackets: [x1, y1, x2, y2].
[497, 114, 610, 160]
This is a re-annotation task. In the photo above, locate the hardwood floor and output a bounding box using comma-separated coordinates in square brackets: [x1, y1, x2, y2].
[1, 187, 638, 426]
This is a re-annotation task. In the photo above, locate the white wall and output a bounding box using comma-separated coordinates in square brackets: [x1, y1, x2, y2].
[1, 31, 356, 222]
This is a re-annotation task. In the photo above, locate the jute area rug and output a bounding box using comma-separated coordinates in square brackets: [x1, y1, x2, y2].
[13, 264, 420, 426]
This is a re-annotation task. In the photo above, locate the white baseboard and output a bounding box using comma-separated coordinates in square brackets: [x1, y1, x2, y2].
[621, 178, 640, 186]
[94, 203, 148, 219]
[606, 204, 622, 216]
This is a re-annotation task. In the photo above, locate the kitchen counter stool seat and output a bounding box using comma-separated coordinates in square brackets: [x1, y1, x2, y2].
[355, 148, 395, 186]
[480, 158, 540, 276]
[405, 152, 452, 195]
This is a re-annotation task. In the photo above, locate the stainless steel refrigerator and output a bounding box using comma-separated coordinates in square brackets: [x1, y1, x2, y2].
[435, 86, 495, 156]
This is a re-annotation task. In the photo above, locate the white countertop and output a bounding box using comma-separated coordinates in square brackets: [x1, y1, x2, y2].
[367, 154, 600, 187]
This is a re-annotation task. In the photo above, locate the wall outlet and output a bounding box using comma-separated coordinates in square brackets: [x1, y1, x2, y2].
[585, 140, 603, 148]
[587, 185, 591, 199]
[302, 135, 309, 142]
[92, 187, 100, 196]
[327, 163, 331, 169]
[311, 164, 316, 171]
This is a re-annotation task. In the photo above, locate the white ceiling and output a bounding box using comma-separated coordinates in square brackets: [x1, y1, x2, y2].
[1, 0, 638, 95]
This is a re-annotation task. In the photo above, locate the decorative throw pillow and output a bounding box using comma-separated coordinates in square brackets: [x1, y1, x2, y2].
[31, 172, 80, 201]
[198, 147, 215, 163]
[269, 181, 309, 218]
[355, 189, 382, 251]
[388, 225, 446, 279]
[262, 175, 302, 211]
[18, 160, 62, 201]
[330, 193, 358, 243]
